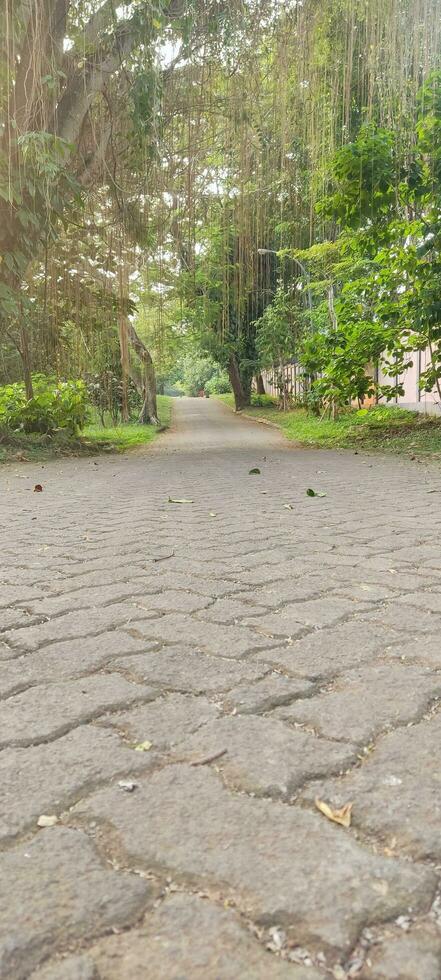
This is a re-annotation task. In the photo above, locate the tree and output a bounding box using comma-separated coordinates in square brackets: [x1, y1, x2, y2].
[255, 285, 301, 409]
[0, 0, 246, 408]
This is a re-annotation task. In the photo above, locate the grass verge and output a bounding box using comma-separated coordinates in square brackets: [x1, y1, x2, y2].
[217, 394, 441, 459]
[0, 395, 172, 463]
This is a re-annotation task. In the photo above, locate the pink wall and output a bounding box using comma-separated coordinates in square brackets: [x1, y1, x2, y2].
[377, 349, 440, 414]
[261, 351, 441, 414]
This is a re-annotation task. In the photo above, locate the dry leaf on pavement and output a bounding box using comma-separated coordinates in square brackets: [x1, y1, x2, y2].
[315, 797, 353, 828]
[37, 814, 59, 827]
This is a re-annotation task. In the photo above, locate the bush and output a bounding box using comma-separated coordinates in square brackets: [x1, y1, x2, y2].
[251, 393, 277, 407]
[204, 370, 231, 395]
[0, 375, 89, 435]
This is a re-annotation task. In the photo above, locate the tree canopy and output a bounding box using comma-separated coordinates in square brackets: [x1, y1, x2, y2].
[1, 0, 441, 419]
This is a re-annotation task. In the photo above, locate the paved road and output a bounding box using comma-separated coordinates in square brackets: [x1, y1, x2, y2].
[1, 397, 441, 979]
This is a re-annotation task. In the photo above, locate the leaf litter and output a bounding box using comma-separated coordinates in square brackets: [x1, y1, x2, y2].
[315, 797, 353, 828]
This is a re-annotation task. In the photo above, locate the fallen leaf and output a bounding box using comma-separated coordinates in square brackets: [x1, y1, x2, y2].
[306, 488, 327, 498]
[134, 740, 152, 752]
[427, 488, 441, 494]
[168, 497, 194, 504]
[249, 468, 261, 475]
[37, 814, 59, 828]
[315, 797, 353, 828]
[118, 780, 138, 793]
[284, 503, 293, 510]
[34, 484, 43, 493]
[209, 512, 217, 517]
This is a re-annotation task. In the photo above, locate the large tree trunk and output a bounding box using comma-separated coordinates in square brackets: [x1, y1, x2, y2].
[139, 360, 159, 424]
[228, 354, 251, 411]
[118, 262, 130, 422]
[19, 323, 34, 400]
[255, 371, 266, 395]
[126, 323, 160, 424]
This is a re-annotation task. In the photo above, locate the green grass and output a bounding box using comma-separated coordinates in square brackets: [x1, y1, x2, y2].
[217, 394, 441, 459]
[0, 395, 172, 463]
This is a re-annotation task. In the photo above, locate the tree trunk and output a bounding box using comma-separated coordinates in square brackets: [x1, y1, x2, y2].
[139, 359, 159, 424]
[19, 323, 34, 400]
[228, 354, 251, 411]
[118, 261, 130, 422]
[126, 323, 160, 424]
[255, 372, 265, 395]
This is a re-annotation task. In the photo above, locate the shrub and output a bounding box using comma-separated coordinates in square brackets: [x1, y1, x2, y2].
[204, 370, 231, 395]
[0, 375, 89, 435]
[251, 393, 277, 407]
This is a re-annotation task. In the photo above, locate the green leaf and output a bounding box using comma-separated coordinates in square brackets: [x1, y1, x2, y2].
[134, 740, 152, 752]
[249, 468, 261, 475]
[306, 488, 327, 498]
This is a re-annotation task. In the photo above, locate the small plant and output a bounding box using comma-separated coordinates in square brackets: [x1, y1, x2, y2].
[0, 375, 89, 435]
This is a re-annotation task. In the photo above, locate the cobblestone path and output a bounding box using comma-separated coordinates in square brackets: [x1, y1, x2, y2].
[1, 397, 441, 979]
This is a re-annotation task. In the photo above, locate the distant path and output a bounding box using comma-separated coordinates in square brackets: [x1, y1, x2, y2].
[156, 395, 286, 453]
[1, 396, 441, 978]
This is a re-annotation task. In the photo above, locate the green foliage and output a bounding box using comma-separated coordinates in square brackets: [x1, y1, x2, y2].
[229, 402, 441, 457]
[204, 371, 231, 396]
[0, 375, 89, 435]
[172, 353, 231, 397]
[86, 374, 142, 426]
[296, 79, 441, 411]
[255, 286, 299, 367]
[317, 126, 397, 230]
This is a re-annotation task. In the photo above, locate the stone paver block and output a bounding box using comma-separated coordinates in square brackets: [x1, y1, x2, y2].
[0, 632, 152, 698]
[0, 725, 157, 843]
[0, 640, 15, 662]
[220, 673, 313, 713]
[0, 828, 150, 979]
[197, 597, 270, 623]
[0, 584, 46, 609]
[239, 574, 338, 609]
[2, 601, 161, 653]
[115, 647, 266, 694]
[134, 589, 213, 614]
[145, 571, 249, 598]
[32, 894, 320, 980]
[330, 581, 402, 603]
[21, 580, 152, 618]
[360, 604, 441, 633]
[1, 608, 42, 631]
[396, 591, 441, 614]
[75, 765, 436, 953]
[245, 597, 371, 633]
[274, 663, 441, 744]
[250, 622, 402, 679]
[360, 926, 441, 979]
[174, 715, 357, 796]
[0, 673, 155, 747]
[241, 609, 306, 639]
[99, 693, 220, 747]
[387, 634, 441, 669]
[32, 954, 97, 980]
[122, 613, 277, 658]
[301, 713, 441, 860]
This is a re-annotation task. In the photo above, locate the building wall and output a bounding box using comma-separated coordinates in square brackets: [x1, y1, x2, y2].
[261, 352, 441, 415]
[377, 350, 440, 414]
[260, 364, 306, 400]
